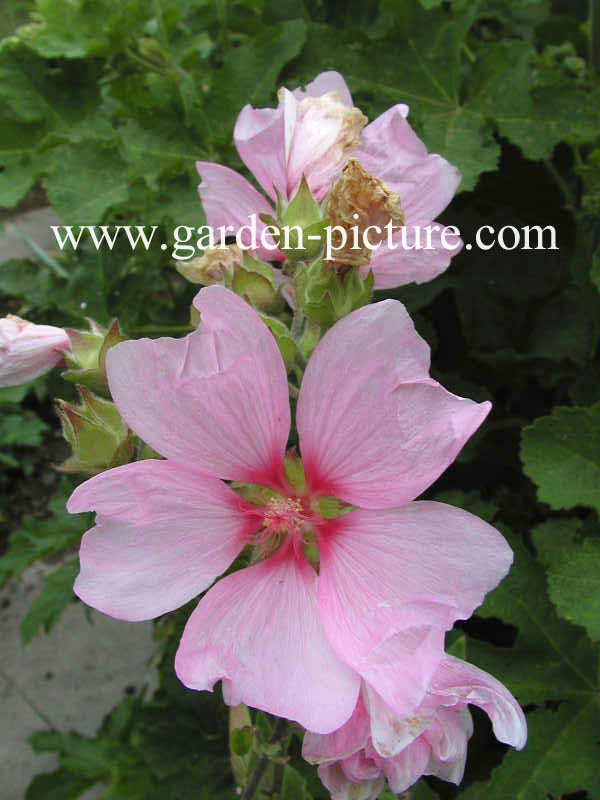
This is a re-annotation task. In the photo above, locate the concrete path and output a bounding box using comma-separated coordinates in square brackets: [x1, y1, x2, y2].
[0, 562, 158, 799]
[0, 207, 62, 264]
[1, 207, 158, 799]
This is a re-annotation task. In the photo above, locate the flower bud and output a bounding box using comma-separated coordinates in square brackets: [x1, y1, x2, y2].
[0, 315, 70, 388]
[175, 244, 244, 285]
[62, 319, 126, 397]
[295, 260, 373, 330]
[56, 386, 134, 476]
[280, 89, 367, 201]
[327, 158, 404, 267]
[277, 177, 330, 262]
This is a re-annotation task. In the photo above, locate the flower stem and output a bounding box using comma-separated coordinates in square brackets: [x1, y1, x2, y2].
[290, 309, 305, 342]
[240, 717, 287, 800]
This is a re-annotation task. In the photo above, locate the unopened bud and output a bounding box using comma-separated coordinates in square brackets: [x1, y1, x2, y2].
[56, 386, 134, 475]
[0, 315, 70, 388]
[175, 244, 244, 285]
[280, 89, 367, 201]
[63, 319, 125, 397]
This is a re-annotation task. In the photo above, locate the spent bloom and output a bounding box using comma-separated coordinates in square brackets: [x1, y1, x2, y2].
[197, 71, 462, 288]
[0, 315, 70, 387]
[304, 656, 526, 798]
[68, 286, 514, 734]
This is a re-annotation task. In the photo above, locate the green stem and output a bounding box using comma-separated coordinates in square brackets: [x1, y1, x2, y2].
[240, 717, 287, 800]
[544, 160, 577, 209]
[290, 309, 305, 342]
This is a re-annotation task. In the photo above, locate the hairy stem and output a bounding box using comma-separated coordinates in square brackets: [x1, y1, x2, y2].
[240, 717, 287, 800]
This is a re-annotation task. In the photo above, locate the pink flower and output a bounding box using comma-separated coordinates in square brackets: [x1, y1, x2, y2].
[304, 656, 526, 798]
[68, 287, 512, 734]
[0, 315, 70, 387]
[197, 71, 462, 287]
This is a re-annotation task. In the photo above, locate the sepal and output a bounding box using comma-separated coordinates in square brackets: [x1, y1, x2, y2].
[62, 319, 125, 397]
[56, 386, 134, 475]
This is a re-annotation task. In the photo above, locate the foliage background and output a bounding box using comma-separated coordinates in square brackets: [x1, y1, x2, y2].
[0, 0, 599, 797]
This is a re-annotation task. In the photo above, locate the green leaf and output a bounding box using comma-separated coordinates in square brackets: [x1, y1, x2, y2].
[0, 119, 48, 208]
[281, 765, 312, 800]
[520, 403, 600, 515]
[461, 529, 600, 799]
[461, 705, 600, 800]
[0, 410, 48, 448]
[20, 559, 79, 645]
[0, 40, 63, 123]
[44, 143, 130, 224]
[25, 768, 94, 800]
[205, 20, 307, 134]
[119, 120, 199, 190]
[0, 480, 89, 588]
[545, 538, 600, 642]
[17, 0, 145, 59]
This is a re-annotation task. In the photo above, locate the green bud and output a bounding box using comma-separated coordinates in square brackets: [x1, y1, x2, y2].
[277, 177, 328, 262]
[229, 704, 253, 786]
[56, 386, 134, 475]
[232, 255, 284, 314]
[295, 261, 374, 330]
[63, 319, 126, 397]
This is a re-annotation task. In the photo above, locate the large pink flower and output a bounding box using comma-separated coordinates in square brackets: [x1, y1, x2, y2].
[68, 287, 512, 734]
[0, 315, 70, 387]
[304, 656, 527, 798]
[197, 71, 462, 287]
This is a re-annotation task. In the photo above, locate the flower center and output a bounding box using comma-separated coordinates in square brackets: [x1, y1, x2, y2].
[252, 496, 311, 560]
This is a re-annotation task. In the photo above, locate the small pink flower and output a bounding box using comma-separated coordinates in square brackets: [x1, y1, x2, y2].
[197, 71, 462, 287]
[0, 315, 70, 387]
[304, 656, 526, 798]
[68, 287, 512, 734]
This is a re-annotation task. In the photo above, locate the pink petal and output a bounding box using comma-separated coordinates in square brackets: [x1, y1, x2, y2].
[389, 155, 462, 223]
[234, 105, 286, 202]
[424, 707, 472, 784]
[175, 549, 360, 734]
[428, 655, 527, 750]
[280, 87, 365, 201]
[0, 316, 70, 387]
[367, 225, 463, 290]
[355, 105, 425, 181]
[303, 694, 370, 764]
[355, 105, 461, 220]
[68, 460, 254, 621]
[383, 737, 431, 794]
[341, 751, 382, 783]
[195, 161, 281, 260]
[106, 286, 290, 485]
[297, 300, 490, 508]
[317, 504, 513, 715]
[292, 71, 354, 107]
[363, 684, 432, 759]
[317, 764, 384, 800]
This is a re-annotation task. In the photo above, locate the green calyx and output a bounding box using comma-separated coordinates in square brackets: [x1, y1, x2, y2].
[295, 260, 374, 330]
[270, 177, 330, 263]
[230, 254, 284, 315]
[62, 318, 126, 397]
[56, 386, 134, 475]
